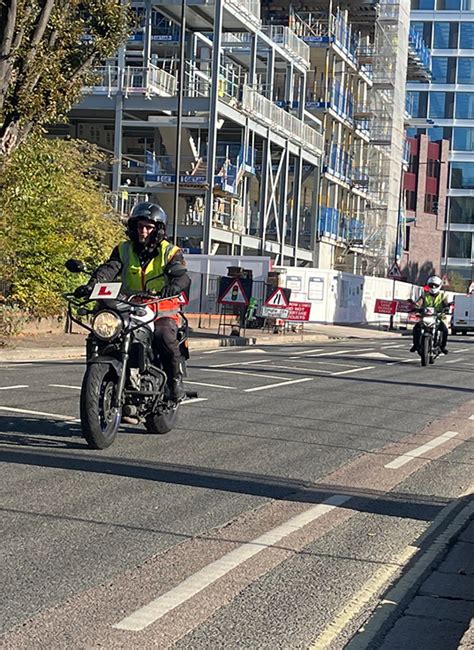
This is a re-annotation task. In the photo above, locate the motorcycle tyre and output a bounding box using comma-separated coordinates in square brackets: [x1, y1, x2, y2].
[80, 363, 121, 449]
[421, 336, 430, 367]
[145, 404, 179, 434]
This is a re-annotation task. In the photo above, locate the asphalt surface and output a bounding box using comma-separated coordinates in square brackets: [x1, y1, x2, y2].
[0, 336, 473, 648]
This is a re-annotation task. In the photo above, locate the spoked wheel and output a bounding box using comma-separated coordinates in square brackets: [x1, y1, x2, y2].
[145, 403, 179, 434]
[80, 363, 121, 449]
[421, 336, 430, 367]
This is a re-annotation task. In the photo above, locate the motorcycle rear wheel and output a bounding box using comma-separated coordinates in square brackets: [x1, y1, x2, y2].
[421, 336, 430, 367]
[80, 363, 121, 449]
[145, 404, 179, 434]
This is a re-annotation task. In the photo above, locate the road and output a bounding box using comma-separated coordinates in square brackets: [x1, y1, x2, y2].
[0, 336, 473, 648]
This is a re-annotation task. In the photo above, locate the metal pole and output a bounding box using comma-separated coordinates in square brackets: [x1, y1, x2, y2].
[390, 161, 405, 330]
[173, 0, 186, 245]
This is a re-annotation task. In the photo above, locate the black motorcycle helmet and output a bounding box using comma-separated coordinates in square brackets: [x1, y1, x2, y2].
[127, 202, 168, 250]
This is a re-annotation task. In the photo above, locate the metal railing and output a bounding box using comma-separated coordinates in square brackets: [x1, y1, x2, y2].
[241, 86, 323, 155]
[83, 64, 177, 97]
[262, 25, 310, 67]
[224, 0, 260, 26]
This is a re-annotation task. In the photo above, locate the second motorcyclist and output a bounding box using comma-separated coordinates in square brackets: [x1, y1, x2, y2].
[410, 275, 450, 355]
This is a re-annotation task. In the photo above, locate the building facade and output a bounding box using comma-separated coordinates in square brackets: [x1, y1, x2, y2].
[401, 134, 449, 283]
[409, 0, 474, 281]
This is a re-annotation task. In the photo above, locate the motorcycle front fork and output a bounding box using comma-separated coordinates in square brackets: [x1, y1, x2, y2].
[114, 335, 131, 409]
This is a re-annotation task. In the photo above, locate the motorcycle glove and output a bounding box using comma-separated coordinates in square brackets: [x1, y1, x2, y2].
[74, 284, 93, 299]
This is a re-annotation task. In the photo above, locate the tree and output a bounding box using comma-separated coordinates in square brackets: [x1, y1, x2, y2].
[447, 271, 469, 294]
[0, 0, 130, 160]
[0, 134, 124, 317]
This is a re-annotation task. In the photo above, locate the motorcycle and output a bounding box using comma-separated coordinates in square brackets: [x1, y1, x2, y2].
[64, 259, 196, 449]
[414, 306, 448, 367]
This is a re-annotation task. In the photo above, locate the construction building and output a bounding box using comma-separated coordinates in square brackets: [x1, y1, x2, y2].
[59, 0, 323, 266]
[409, 0, 474, 282]
[53, 0, 430, 273]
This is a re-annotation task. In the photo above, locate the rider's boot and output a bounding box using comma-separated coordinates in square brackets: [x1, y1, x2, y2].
[410, 344, 417, 353]
[169, 373, 185, 402]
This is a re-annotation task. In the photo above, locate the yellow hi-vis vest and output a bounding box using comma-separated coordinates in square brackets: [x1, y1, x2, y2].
[118, 240, 180, 293]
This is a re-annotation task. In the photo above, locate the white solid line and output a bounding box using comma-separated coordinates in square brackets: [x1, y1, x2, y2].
[49, 384, 80, 390]
[380, 344, 404, 349]
[0, 406, 77, 420]
[330, 366, 375, 376]
[0, 385, 29, 391]
[244, 377, 314, 393]
[384, 431, 459, 469]
[453, 348, 470, 353]
[182, 398, 208, 405]
[445, 359, 461, 364]
[184, 381, 236, 390]
[202, 368, 289, 381]
[113, 494, 350, 631]
[210, 360, 268, 368]
[260, 364, 332, 374]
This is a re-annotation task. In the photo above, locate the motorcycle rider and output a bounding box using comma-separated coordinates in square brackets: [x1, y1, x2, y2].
[74, 202, 190, 401]
[410, 275, 450, 355]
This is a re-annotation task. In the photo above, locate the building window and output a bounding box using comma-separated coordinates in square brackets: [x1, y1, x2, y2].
[425, 194, 438, 214]
[405, 226, 411, 252]
[427, 159, 440, 178]
[407, 91, 428, 117]
[412, 0, 435, 8]
[453, 127, 474, 151]
[433, 22, 458, 49]
[451, 162, 474, 189]
[406, 190, 417, 211]
[437, 0, 461, 8]
[460, 24, 474, 49]
[458, 58, 474, 83]
[409, 152, 418, 174]
[448, 232, 472, 259]
[455, 93, 474, 119]
[431, 57, 457, 83]
[429, 126, 452, 142]
[428, 92, 454, 118]
[450, 197, 474, 224]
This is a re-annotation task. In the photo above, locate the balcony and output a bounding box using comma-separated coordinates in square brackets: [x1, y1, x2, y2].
[324, 144, 353, 183]
[307, 81, 354, 123]
[319, 207, 364, 244]
[262, 25, 310, 68]
[83, 64, 177, 97]
[241, 86, 323, 156]
[407, 27, 431, 82]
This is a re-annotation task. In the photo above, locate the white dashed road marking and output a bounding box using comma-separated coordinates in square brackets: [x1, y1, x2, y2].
[0, 406, 77, 421]
[244, 377, 314, 393]
[184, 380, 236, 390]
[0, 385, 29, 391]
[384, 431, 459, 469]
[330, 366, 375, 376]
[113, 494, 350, 632]
[49, 384, 80, 390]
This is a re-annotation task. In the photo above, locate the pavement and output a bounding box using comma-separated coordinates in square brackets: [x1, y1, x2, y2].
[0, 333, 472, 648]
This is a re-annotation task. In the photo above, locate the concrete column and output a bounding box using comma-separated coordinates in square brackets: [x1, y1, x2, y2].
[202, 0, 223, 255]
[112, 44, 126, 193]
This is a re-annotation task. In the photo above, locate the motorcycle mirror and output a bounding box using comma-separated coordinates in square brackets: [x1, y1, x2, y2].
[65, 259, 86, 273]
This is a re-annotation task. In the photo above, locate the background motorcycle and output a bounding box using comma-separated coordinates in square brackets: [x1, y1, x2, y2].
[64, 259, 196, 449]
[414, 306, 448, 367]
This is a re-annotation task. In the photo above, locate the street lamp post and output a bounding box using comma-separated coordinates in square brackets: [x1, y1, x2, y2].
[173, 0, 186, 245]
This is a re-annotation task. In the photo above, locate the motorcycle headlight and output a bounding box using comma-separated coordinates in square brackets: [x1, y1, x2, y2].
[92, 311, 123, 340]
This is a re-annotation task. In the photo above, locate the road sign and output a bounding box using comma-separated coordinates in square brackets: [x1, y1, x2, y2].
[387, 262, 402, 280]
[261, 306, 289, 319]
[287, 302, 312, 322]
[395, 299, 412, 314]
[374, 299, 397, 315]
[218, 278, 249, 305]
[89, 282, 121, 300]
[264, 287, 291, 308]
[178, 291, 189, 306]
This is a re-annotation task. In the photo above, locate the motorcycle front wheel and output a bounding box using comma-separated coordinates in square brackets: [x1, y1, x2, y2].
[145, 404, 179, 434]
[80, 363, 121, 449]
[421, 336, 430, 367]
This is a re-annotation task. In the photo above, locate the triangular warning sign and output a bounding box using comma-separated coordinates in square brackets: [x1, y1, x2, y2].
[218, 278, 249, 305]
[264, 287, 290, 308]
[178, 291, 189, 306]
[387, 262, 402, 279]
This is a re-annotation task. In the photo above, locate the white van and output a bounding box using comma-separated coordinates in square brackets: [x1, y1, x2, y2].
[451, 295, 474, 335]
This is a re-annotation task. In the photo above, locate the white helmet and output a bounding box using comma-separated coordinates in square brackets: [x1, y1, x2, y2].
[427, 275, 442, 296]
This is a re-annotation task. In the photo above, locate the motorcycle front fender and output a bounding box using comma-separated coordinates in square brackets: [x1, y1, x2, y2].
[86, 355, 122, 378]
